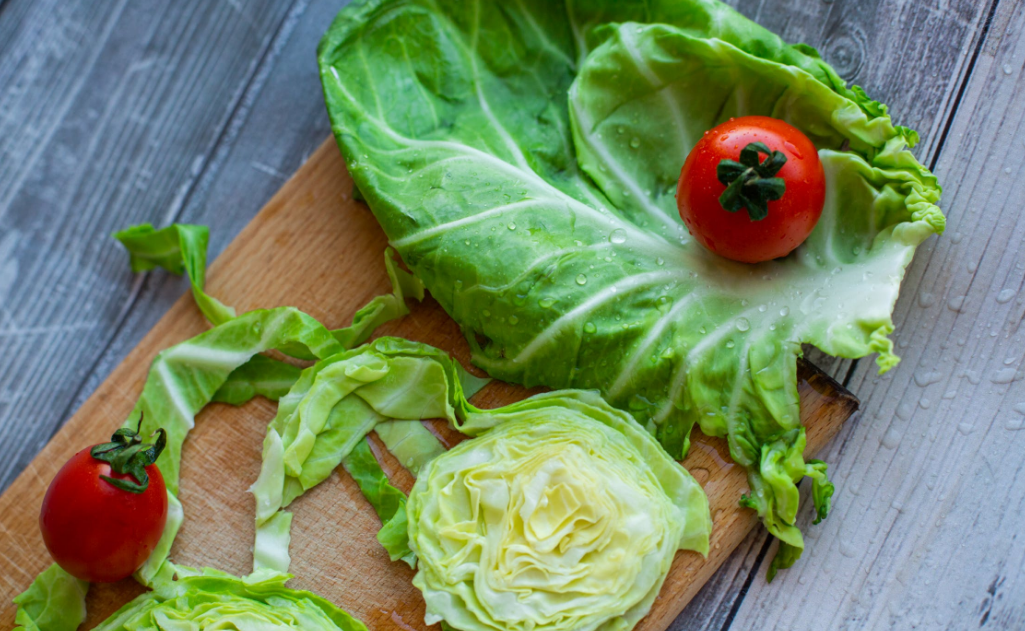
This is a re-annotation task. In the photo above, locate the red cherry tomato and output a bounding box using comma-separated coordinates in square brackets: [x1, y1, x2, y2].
[676, 116, 825, 264]
[40, 446, 168, 582]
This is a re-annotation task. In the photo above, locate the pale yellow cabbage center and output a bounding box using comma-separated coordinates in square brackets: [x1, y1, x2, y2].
[408, 411, 699, 631]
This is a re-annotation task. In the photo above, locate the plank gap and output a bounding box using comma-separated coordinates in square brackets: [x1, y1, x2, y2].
[927, 0, 1002, 172]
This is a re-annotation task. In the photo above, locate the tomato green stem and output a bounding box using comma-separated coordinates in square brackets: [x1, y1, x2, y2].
[90, 415, 166, 493]
[716, 142, 788, 221]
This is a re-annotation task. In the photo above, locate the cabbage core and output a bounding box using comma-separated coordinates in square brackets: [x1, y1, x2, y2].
[408, 403, 709, 631]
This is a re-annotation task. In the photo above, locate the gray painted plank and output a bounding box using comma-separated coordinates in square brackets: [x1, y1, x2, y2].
[730, 0, 1025, 628]
[0, 0, 1008, 629]
[0, 0, 300, 492]
[64, 0, 341, 425]
[677, 0, 1001, 627]
[726, 0, 993, 383]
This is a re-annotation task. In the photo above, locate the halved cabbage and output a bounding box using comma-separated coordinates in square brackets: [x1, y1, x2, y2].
[408, 391, 710, 631]
[92, 568, 366, 631]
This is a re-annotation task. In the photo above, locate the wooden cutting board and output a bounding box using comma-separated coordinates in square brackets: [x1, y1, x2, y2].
[0, 139, 858, 631]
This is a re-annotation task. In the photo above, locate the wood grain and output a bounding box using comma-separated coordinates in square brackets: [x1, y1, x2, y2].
[732, 1, 1025, 628]
[0, 140, 857, 631]
[720, 0, 999, 387]
[0, 0, 305, 496]
[674, 2, 1005, 624]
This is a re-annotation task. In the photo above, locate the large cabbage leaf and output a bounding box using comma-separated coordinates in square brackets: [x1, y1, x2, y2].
[318, 0, 943, 571]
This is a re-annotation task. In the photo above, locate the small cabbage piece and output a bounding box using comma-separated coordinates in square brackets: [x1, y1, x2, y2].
[409, 391, 710, 631]
[250, 337, 488, 570]
[342, 438, 417, 566]
[113, 223, 235, 326]
[318, 0, 944, 573]
[109, 222, 435, 573]
[128, 306, 346, 587]
[12, 564, 88, 631]
[92, 568, 366, 631]
[115, 223, 425, 352]
[212, 353, 303, 405]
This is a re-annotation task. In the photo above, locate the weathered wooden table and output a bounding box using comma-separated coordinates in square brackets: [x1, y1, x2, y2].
[0, 1, 1022, 629]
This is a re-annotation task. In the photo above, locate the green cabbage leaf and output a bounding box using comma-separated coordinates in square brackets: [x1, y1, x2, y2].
[126, 307, 344, 585]
[113, 222, 453, 574]
[114, 223, 236, 326]
[342, 437, 418, 566]
[250, 337, 488, 570]
[115, 223, 425, 353]
[212, 353, 303, 405]
[12, 564, 88, 631]
[318, 0, 943, 572]
[91, 567, 366, 631]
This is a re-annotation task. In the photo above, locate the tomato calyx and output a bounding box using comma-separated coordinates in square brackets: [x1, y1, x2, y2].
[716, 142, 789, 221]
[89, 415, 166, 494]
